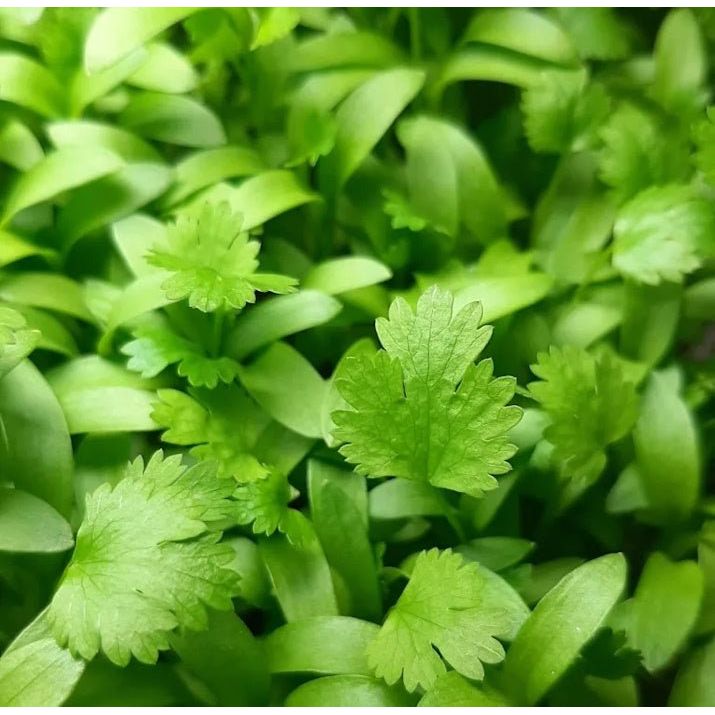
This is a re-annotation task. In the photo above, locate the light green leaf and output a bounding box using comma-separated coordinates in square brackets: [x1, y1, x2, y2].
[599, 104, 691, 206]
[258, 514, 339, 622]
[550, 8, 633, 61]
[127, 42, 198, 94]
[171, 610, 269, 706]
[435, 46, 567, 94]
[620, 280, 680, 366]
[227, 290, 342, 360]
[10, 305, 78, 357]
[120, 92, 226, 148]
[0, 306, 39, 378]
[628, 552, 704, 672]
[457, 537, 535, 572]
[234, 467, 305, 546]
[634, 370, 700, 523]
[502, 553, 627, 705]
[251, 7, 300, 49]
[0, 488, 73, 553]
[84, 7, 198, 73]
[239, 341, 326, 439]
[71, 49, 147, 115]
[47, 120, 163, 163]
[289, 31, 403, 72]
[652, 8, 706, 114]
[308, 460, 381, 620]
[419, 671, 510, 707]
[368, 479, 453, 520]
[58, 163, 173, 250]
[0, 615, 85, 707]
[452, 275, 553, 322]
[463, 9, 579, 66]
[0, 273, 93, 322]
[112, 214, 167, 277]
[0, 360, 74, 517]
[0, 119, 43, 171]
[321, 67, 425, 189]
[303, 256, 392, 295]
[0, 231, 54, 268]
[187, 170, 318, 231]
[47, 356, 158, 434]
[160, 146, 264, 209]
[285, 675, 414, 707]
[102, 272, 172, 340]
[397, 115, 508, 242]
[0, 53, 64, 117]
[265, 616, 378, 675]
[1, 146, 124, 224]
[670, 636, 715, 706]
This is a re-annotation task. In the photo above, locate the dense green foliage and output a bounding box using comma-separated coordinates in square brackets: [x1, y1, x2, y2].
[0, 6, 713, 707]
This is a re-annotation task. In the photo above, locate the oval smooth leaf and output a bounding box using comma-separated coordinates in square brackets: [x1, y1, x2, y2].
[2, 147, 124, 224]
[171, 610, 269, 706]
[321, 67, 425, 189]
[48, 120, 163, 163]
[239, 341, 326, 438]
[670, 636, 715, 706]
[0, 488, 73, 553]
[58, 163, 173, 249]
[120, 92, 226, 148]
[187, 170, 318, 231]
[127, 42, 198, 94]
[227, 290, 341, 360]
[634, 370, 700, 523]
[0, 360, 74, 517]
[84, 7, 198, 73]
[629, 552, 704, 673]
[265, 616, 378, 675]
[285, 675, 414, 707]
[258, 515, 339, 622]
[0, 273, 93, 322]
[307, 460, 381, 620]
[160, 146, 264, 209]
[0, 53, 64, 117]
[303, 256, 392, 295]
[463, 9, 579, 66]
[502, 553, 627, 705]
[0, 633, 84, 706]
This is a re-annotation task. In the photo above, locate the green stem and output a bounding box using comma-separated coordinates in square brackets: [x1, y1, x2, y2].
[210, 309, 225, 358]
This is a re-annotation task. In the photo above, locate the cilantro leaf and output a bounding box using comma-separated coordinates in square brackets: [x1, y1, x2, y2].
[367, 548, 508, 692]
[148, 201, 297, 312]
[122, 319, 240, 388]
[46, 451, 240, 666]
[382, 189, 428, 232]
[613, 184, 715, 285]
[580, 628, 643, 679]
[0, 306, 40, 378]
[550, 8, 634, 60]
[599, 104, 691, 205]
[333, 286, 521, 497]
[528, 346, 638, 498]
[234, 467, 307, 546]
[153, 385, 270, 480]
